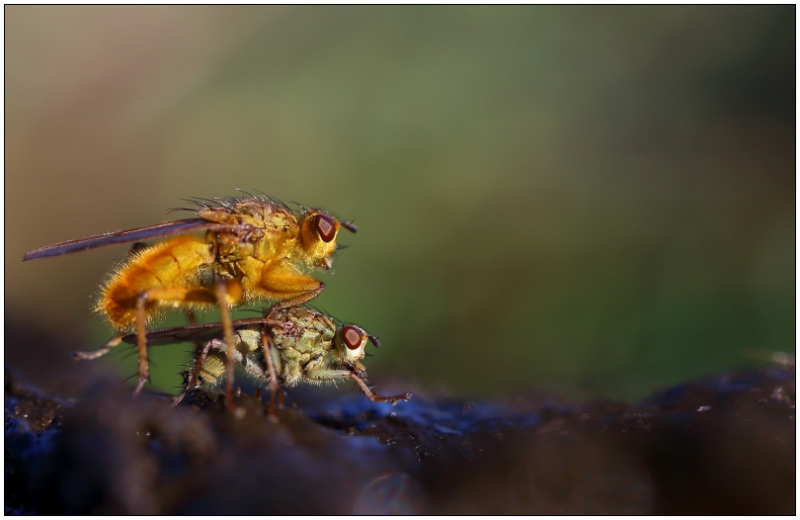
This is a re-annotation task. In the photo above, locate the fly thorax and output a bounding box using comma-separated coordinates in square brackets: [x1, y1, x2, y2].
[215, 232, 252, 263]
[251, 233, 291, 264]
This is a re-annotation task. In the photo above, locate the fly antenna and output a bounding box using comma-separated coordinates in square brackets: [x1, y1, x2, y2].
[341, 217, 359, 233]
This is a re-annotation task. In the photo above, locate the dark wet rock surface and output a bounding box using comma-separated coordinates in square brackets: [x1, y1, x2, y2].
[5, 367, 795, 514]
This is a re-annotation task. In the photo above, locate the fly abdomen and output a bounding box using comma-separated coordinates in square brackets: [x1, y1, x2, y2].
[98, 236, 215, 329]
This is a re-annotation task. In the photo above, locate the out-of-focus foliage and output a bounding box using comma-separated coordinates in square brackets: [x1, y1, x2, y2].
[6, 6, 794, 399]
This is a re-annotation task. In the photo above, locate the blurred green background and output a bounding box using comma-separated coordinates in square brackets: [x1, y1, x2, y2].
[6, 6, 795, 400]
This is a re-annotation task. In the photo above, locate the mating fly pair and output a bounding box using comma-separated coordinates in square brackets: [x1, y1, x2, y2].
[24, 194, 408, 408]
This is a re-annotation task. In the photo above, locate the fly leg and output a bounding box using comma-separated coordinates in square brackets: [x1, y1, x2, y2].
[264, 283, 324, 319]
[172, 339, 213, 407]
[304, 369, 412, 404]
[260, 328, 281, 417]
[128, 281, 243, 399]
[173, 308, 214, 407]
[184, 309, 206, 357]
[73, 332, 126, 360]
[347, 372, 412, 404]
[174, 338, 259, 407]
[255, 263, 325, 320]
[215, 280, 239, 413]
[133, 293, 150, 397]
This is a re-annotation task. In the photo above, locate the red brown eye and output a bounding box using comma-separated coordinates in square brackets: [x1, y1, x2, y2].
[342, 325, 364, 350]
[314, 214, 336, 243]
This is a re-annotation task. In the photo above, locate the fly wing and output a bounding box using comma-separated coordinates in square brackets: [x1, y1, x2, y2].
[122, 317, 272, 346]
[23, 219, 246, 260]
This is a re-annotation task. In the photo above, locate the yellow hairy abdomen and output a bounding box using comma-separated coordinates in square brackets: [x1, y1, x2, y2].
[98, 236, 214, 329]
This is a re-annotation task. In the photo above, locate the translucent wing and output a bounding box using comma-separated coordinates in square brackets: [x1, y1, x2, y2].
[23, 219, 247, 260]
[122, 317, 275, 346]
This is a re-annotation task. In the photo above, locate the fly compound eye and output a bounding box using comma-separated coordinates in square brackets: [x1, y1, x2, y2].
[314, 214, 337, 243]
[341, 325, 365, 350]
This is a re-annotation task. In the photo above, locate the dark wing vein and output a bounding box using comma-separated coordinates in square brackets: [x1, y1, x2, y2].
[23, 219, 242, 260]
[122, 318, 271, 346]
